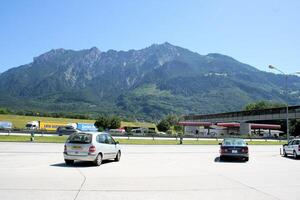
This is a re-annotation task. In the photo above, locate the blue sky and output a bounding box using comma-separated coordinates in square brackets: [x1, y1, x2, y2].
[0, 0, 299, 73]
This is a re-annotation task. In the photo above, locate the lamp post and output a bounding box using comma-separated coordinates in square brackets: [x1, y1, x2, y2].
[268, 65, 300, 141]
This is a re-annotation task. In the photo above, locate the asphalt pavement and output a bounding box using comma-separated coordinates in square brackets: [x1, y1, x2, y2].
[0, 142, 299, 200]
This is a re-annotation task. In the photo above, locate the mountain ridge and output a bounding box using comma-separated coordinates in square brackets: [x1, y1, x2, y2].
[0, 42, 299, 121]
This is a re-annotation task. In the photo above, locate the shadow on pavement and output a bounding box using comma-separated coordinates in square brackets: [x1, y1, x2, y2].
[214, 156, 248, 163]
[281, 156, 300, 160]
[50, 160, 114, 168]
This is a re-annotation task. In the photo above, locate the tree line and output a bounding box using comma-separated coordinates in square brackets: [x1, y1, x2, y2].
[0, 107, 93, 119]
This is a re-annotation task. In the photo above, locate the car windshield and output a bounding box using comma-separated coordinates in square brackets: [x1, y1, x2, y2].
[223, 139, 246, 146]
[67, 133, 92, 144]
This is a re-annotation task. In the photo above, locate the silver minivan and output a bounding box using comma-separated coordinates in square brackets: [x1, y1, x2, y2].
[63, 132, 121, 166]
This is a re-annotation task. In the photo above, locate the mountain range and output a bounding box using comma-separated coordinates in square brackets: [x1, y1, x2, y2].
[0, 42, 300, 121]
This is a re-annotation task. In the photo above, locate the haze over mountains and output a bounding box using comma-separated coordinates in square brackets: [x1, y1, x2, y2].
[0, 42, 299, 121]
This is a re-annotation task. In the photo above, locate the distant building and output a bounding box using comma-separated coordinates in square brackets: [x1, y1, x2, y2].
[178, 121, 281, 137]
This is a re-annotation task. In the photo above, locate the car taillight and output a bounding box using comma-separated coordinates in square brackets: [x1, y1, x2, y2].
[241, 147, 248, 153]
[220, 147, 228, 153]
[89, 145, 96, 153]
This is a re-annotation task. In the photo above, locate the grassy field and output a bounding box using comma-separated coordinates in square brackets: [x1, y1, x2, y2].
[0, 135, 287, 145]
[0, 135, 69, 143]
[0, 114, 95, 129]
[0, 114, 157, 131]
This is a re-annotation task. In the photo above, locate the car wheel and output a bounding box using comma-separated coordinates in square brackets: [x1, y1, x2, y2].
[283, 149, 287, 157]
[115, 151, 121, 162]
[94, 153, 102, 166]
[293, 151, 298, 159]
[219, 156, 224, 162]
[65, 159, 74, 165]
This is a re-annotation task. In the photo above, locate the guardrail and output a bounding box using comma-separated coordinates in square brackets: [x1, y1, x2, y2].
[0, 129, 289, 141]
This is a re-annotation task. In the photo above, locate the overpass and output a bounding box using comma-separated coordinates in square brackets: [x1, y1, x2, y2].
[184, 105, 300, 123]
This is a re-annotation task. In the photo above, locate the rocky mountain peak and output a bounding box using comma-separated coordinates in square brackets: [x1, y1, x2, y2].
[0, 43, 299, 120]
[89, 47, 101, 54]
[33, 48, 68, 63]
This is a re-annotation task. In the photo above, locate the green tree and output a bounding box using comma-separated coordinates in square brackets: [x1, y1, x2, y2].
[157, 119, 171, 132]
[157, 114, 183, 133]
[174, 124, 183, 133]
[0, 108, 10, 114]
[109, 116, 121, 129]
[290, 119, 300, 137]
[244, 101, 285, 111]
[94, 115, 110, 131]
[165, 114, 179, 126]
[94, 115, 121, 131]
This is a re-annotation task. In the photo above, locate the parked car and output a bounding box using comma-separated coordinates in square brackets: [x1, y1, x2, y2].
[109, 128, 126, 135]
[219, 138, 249, 161]
[130, 128, 148, 136]
[63, 132, 121, 166]
[56, 126, 79, 136]
[283, 139, 300, 159]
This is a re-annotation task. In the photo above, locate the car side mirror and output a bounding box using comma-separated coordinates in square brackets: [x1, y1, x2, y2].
[283, 144, 287, 146]
[218, 142, 222, 145]
[246, 143, 249, 145]
[115, 141, 119, 145]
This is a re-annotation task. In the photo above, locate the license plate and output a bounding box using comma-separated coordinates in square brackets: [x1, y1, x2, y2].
[69, 151, 85, 156]
[72, 146, 82, 150]
[232, 150, 238, 153]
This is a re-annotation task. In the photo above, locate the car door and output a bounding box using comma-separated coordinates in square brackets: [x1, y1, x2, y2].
[292, 140, 299, 153]
[286, 140, 294, 154]
[96, 134, 110, 159]
[105, 134, 118, 159]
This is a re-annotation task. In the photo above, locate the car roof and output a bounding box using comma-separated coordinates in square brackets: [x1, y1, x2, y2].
[223, 138, 245, 140]
[78, 131, 109, 135]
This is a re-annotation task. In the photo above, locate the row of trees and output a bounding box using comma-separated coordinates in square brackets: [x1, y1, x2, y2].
[94, 114, 184, 134]
[244, 101, 285, 111]
[0, 107, 93, 119]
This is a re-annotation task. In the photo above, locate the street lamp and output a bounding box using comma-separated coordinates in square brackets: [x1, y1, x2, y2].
[268, 65, 299, 141]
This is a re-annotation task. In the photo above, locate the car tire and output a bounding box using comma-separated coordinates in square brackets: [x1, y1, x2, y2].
[283, 149, 287, 157]
[219, 156, 224, 162]
[293, 151, 298, 159]
[65, 159, 74, 165]
[115, 151, 121, 162]
[94, 153, 102, 166]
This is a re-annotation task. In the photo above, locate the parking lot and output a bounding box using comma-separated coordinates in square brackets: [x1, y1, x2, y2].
[0, 142, 299, 200]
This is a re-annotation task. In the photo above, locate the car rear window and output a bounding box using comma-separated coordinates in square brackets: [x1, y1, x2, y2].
[67, 133, 92, 144]
[223, 139, 246, 146]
